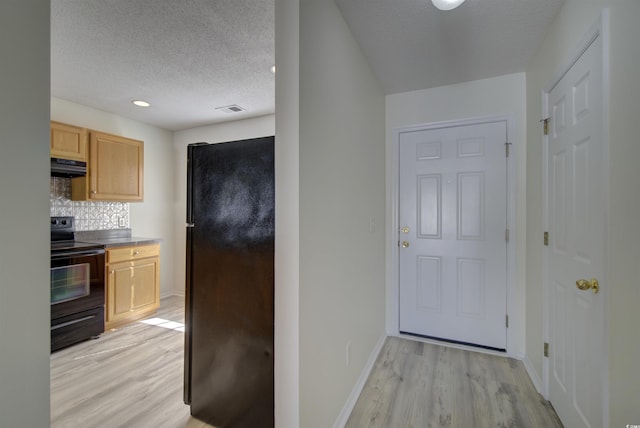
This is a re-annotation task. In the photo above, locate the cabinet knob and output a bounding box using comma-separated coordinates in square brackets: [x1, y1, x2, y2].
[91, 190, 97, 194]
[133, 250, 140, 255]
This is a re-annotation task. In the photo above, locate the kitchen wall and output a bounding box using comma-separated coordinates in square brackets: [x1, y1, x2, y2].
[0, 0, 50, 426]
[385, 72, 527, 360]
[50, 177, 130, 230]
[51, 97, 177, 298]
[172, 114, 275, 296]
[525, 0, 640, 425]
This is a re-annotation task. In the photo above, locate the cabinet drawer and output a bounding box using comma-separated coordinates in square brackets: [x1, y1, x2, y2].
[107, 244, 160, 263]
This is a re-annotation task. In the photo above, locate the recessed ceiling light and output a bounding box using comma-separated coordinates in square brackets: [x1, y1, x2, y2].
[431, 0, 466, 10]
[270, 65, 276, 74]
[132, 100, 150, 107]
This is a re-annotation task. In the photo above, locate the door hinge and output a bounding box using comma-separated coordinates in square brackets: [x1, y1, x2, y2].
[544, 231, 549, 246]
[506, 315, 509, 328]
[505, 228, 510, 243]
[505, 142, 512, 158]
[542, 118, 550, 136]
[544, 342, 549, 357]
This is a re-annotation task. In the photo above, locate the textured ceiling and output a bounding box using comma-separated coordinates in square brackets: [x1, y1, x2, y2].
[51, 0, 275, 131]
[51, 0, 563, 132]
[335, 0, 564, 94]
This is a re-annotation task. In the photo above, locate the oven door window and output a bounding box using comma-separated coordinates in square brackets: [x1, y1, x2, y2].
[51, 263, 91, 305]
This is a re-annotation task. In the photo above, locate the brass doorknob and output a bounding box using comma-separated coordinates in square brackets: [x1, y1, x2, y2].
[401, 241, 410, 248]
[576, 278, 600, 294]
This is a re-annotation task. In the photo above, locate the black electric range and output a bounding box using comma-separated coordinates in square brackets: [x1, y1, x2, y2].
[50, 216, 106, 352]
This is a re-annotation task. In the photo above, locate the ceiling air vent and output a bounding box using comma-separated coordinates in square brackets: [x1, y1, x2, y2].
[215, 104, 246, 114]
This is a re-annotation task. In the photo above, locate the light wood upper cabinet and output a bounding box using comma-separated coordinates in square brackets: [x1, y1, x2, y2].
[50, 121, 87, 161]
[72, 131, 144, 202]
[105, 244, 160, 330]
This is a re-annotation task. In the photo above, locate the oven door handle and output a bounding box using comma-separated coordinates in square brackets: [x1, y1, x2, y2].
[51, 314, 97, 330]
[51, 248, 105, 260]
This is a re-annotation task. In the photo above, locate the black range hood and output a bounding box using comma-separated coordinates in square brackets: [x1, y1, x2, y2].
[51, 158, 87, 178]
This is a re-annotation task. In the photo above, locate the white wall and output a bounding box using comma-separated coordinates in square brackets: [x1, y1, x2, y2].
[0, 0, 51, 426]
[51, 98, 177, 298]
[526, 1, 640, 425]
[274, 0, 300, 424]
[298, 0, 386, 426]
[386, 72, 527, 358]
[172, 115, 275, 295]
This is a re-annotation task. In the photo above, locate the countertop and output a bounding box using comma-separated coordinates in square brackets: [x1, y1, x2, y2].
[82, 236, 162, 248]
[75, 229, 162, 248]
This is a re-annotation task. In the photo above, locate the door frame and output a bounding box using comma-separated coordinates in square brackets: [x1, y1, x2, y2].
[387, 114, 519, 356]
[541, 9, 610, 423]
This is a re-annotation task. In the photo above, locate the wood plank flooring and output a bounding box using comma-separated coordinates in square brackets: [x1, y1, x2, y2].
[50, 296, 215, 428]
[53, 301, 561, 428]
[346, 336, 563, 428]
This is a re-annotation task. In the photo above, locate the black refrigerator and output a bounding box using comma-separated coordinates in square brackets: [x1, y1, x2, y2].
[184, 137, 274, 427]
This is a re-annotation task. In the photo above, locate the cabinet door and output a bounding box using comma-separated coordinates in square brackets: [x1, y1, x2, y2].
[90, 131, 144, 201]
[107, 262, 135, 324]
[77, 131, 144, 201]
[50, 121, 87, 161]
[132, 257, 160, 311]
[106, 254, 160, 329]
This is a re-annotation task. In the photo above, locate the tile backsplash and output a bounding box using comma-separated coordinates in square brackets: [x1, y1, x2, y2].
[50, 177, 130, 231]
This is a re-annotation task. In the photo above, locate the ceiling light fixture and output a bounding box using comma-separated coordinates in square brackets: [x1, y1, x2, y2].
[132, 100, 150, 107]
[431, 0, 466, 10]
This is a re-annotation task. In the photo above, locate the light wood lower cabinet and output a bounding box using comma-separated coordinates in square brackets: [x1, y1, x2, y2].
[105, 244, 160, 330]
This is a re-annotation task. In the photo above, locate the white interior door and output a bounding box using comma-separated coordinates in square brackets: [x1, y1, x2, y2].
[398, 120, 508, 350]
[546, 31, 605, 428]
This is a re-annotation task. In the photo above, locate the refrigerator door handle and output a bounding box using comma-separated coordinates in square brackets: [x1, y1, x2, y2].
[184, 224, 193, 404]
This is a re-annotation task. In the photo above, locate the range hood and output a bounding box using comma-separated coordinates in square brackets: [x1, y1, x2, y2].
[51, 158, 87, 178]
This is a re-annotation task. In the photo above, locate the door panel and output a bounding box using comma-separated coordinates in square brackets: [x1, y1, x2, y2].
[417, 174, 441, 239]
[399, 121, 508, 350]
[458, 172, 484, 240]
[547, 33, 604, 428]
[457, 258, 485, 318]
[417, 256, 441, 312]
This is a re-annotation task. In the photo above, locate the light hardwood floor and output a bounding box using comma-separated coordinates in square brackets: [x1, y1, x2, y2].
[53, 301, 562, 428]
[346, 336, 563, 427]
[50, 296, 215, 428]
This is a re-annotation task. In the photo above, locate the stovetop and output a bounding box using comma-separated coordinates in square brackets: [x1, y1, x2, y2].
[50, 216, 104, 253]
[51, 240, 105, 252]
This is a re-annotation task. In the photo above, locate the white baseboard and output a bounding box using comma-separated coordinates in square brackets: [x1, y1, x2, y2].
[523, 354, 543, 393]
[160, 292, 184, 300]
[332, 333, 387, 428]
